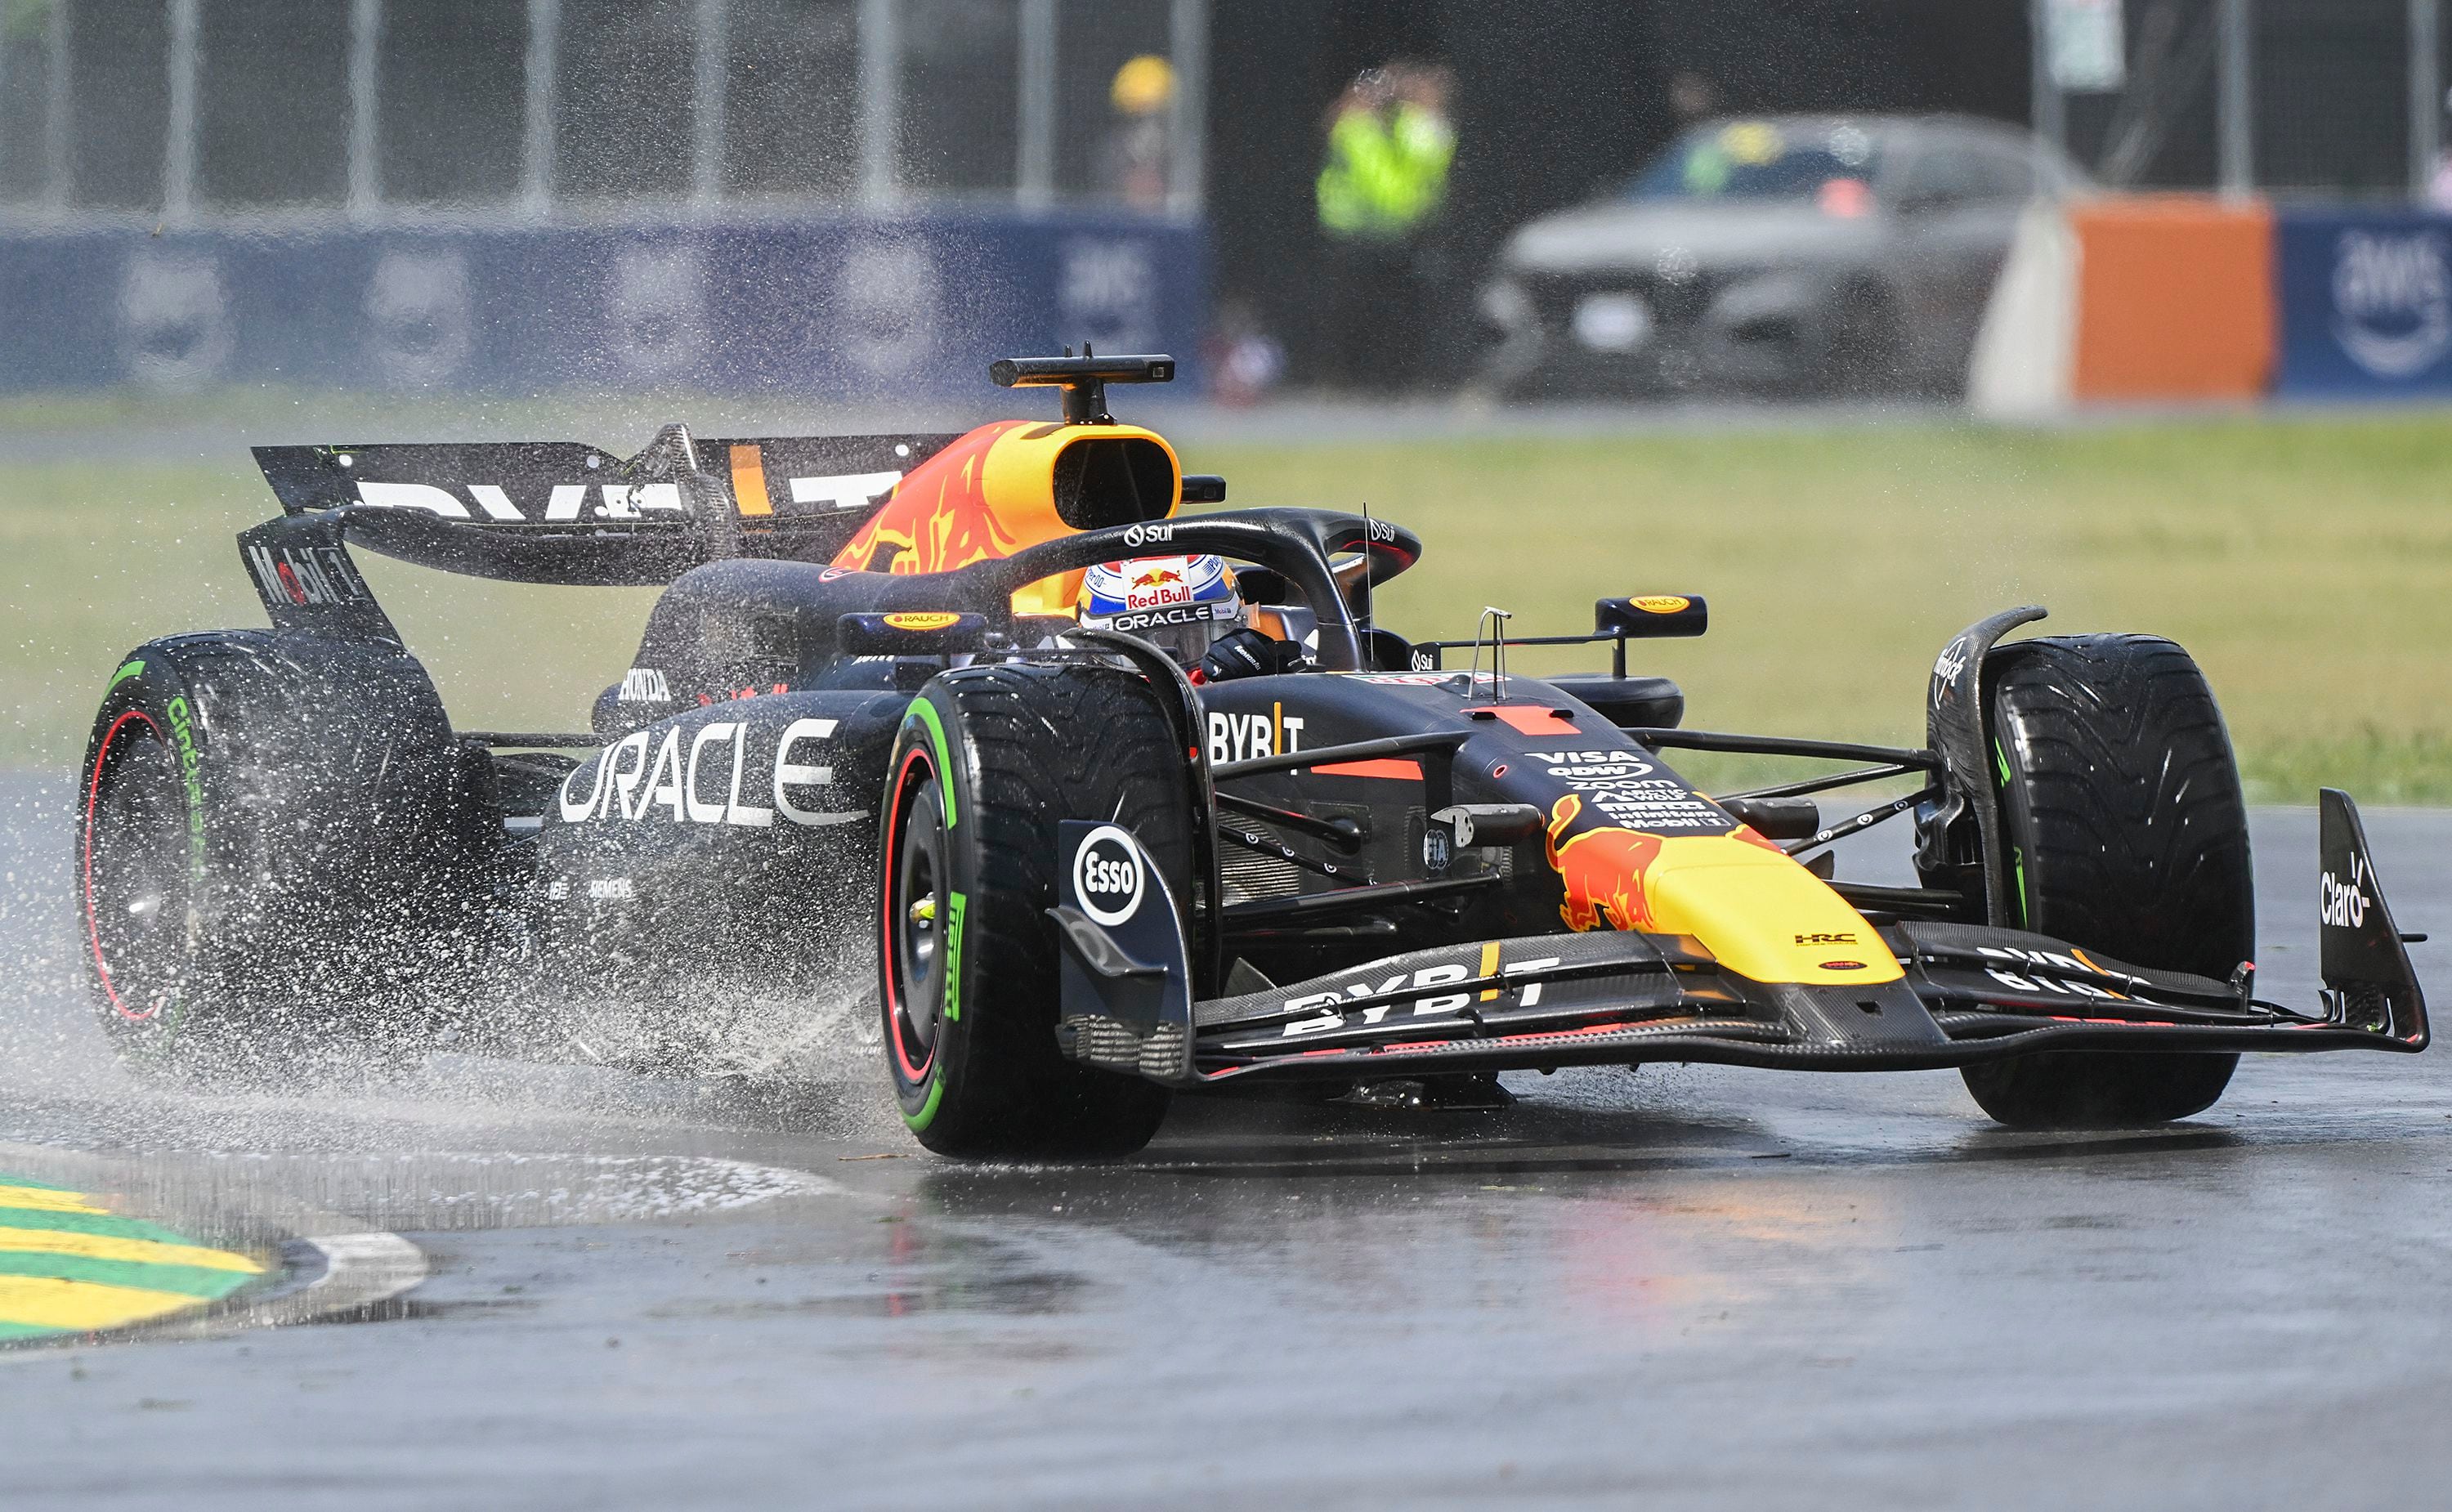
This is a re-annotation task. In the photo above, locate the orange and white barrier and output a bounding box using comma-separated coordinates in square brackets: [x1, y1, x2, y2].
[1971, 195, 2276, 416]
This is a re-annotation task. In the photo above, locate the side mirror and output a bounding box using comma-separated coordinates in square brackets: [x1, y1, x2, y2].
[1596, 594, 1707, 638]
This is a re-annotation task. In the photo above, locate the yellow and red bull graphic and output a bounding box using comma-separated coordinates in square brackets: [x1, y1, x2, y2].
[830, 418, 1183, 618]
[1541, 793, 1900, 987]
[1545, 794, 1667, 932]
[831, 422, 1029, 577]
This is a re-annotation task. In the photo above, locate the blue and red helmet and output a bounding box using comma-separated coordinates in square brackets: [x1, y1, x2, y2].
[1078, 554, 1247, 664]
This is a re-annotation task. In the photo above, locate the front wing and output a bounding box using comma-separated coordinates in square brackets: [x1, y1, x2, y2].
[1148, 922, 2423, 1086]
[1050, 794, 2428, 1088]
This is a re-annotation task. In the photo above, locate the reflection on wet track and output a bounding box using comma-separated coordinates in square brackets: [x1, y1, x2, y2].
[2, 771, 2447, 1510]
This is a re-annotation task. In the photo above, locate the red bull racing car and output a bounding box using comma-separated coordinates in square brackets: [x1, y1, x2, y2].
[78, 354, 2430, 1157]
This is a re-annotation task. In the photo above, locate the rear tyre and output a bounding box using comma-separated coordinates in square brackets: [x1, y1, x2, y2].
[78, 633, 482, 1081]
[1960, 634, 2252, 1128]
[879, 662, 1186, 1159]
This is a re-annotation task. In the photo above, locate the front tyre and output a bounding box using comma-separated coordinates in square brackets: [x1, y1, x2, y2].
[1960, 634, 2253, 1128]
[879, 663, 1186, 1159]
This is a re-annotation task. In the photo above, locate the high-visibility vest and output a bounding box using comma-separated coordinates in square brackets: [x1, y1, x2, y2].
[1317, 103, 1455, 241]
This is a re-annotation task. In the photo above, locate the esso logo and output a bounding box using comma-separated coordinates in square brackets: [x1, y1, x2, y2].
[1072, 825, 1145, 926]
[1122, 521, 1174, 548]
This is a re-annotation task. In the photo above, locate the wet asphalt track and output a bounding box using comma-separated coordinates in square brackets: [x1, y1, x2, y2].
[2, 767, 2449, 1511]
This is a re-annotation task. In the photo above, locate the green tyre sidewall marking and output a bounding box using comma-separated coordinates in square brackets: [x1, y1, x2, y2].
[904, 1075, 946, 1132]
[942, 891, 967, 1024]
[1991, 735, 2030, 926]
[896, 690, 967, 1133]
[906, 696, 957, 827]
[88, 651, 210, 1059]
[163, 691, 208, 883]
[149, 660, 209, 1049]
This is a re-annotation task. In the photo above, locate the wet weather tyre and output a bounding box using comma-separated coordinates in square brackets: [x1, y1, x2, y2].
[1960, 634, 2253, 1128]
[76, 633, 481, 1080]
[879, 662, 1187, 1159]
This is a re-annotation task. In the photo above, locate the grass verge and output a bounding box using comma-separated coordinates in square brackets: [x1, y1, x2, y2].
[3, 409, 2445, 802]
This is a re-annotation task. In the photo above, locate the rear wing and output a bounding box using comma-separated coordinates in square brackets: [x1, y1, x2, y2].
[251, 427, 957, 588]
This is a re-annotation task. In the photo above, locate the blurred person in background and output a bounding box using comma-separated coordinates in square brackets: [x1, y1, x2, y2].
[1205, 297, 1287, 407]
[1315, 60, 1456, 391]
[1667, 70, 1721, 129]
[1103, 54, 1175, 209]
[2428, 87, 2452, 211]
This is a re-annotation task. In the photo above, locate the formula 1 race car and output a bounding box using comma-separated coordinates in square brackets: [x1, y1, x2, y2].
[78, 354, 2431, 1157]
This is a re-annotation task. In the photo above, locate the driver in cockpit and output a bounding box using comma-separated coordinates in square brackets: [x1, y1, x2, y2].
[1076, 554, 1312, 684]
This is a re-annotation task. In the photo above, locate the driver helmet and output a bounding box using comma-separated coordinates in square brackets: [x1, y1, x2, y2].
[1078, 554, 1247, 665]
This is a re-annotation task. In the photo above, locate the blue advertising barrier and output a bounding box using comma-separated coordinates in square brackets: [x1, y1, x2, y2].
[2274, 208, 2452, 397]
[0, 209, 1206, 398]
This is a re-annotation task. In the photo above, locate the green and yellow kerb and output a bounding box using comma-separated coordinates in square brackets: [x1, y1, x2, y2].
[0, 1174, 263, 1342]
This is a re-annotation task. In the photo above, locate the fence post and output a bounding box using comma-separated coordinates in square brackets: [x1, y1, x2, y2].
[347, 0, 381, 217]
[2217, 0, 2254, 199]
[164, 0, 199, 222]
[523, 0, 559, 213]
[692, 0, 727, 207]
[2414, 0, 2441, 201]
[859, 0, 900, 206]
[40, 0, 67, 208]
[1018, 0, 1055, 209]
[2030, 0, 2066, 159]
[1169, 0, 1208, 216]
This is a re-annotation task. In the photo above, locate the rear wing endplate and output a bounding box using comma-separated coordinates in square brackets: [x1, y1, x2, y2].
[238, 511, 402, 645]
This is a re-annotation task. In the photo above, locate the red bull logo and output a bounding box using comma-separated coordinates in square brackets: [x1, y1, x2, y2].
[1544, 794, 1665, 932]
[831, 422, 1027, 575]
[1131, 566, 1184, 589]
